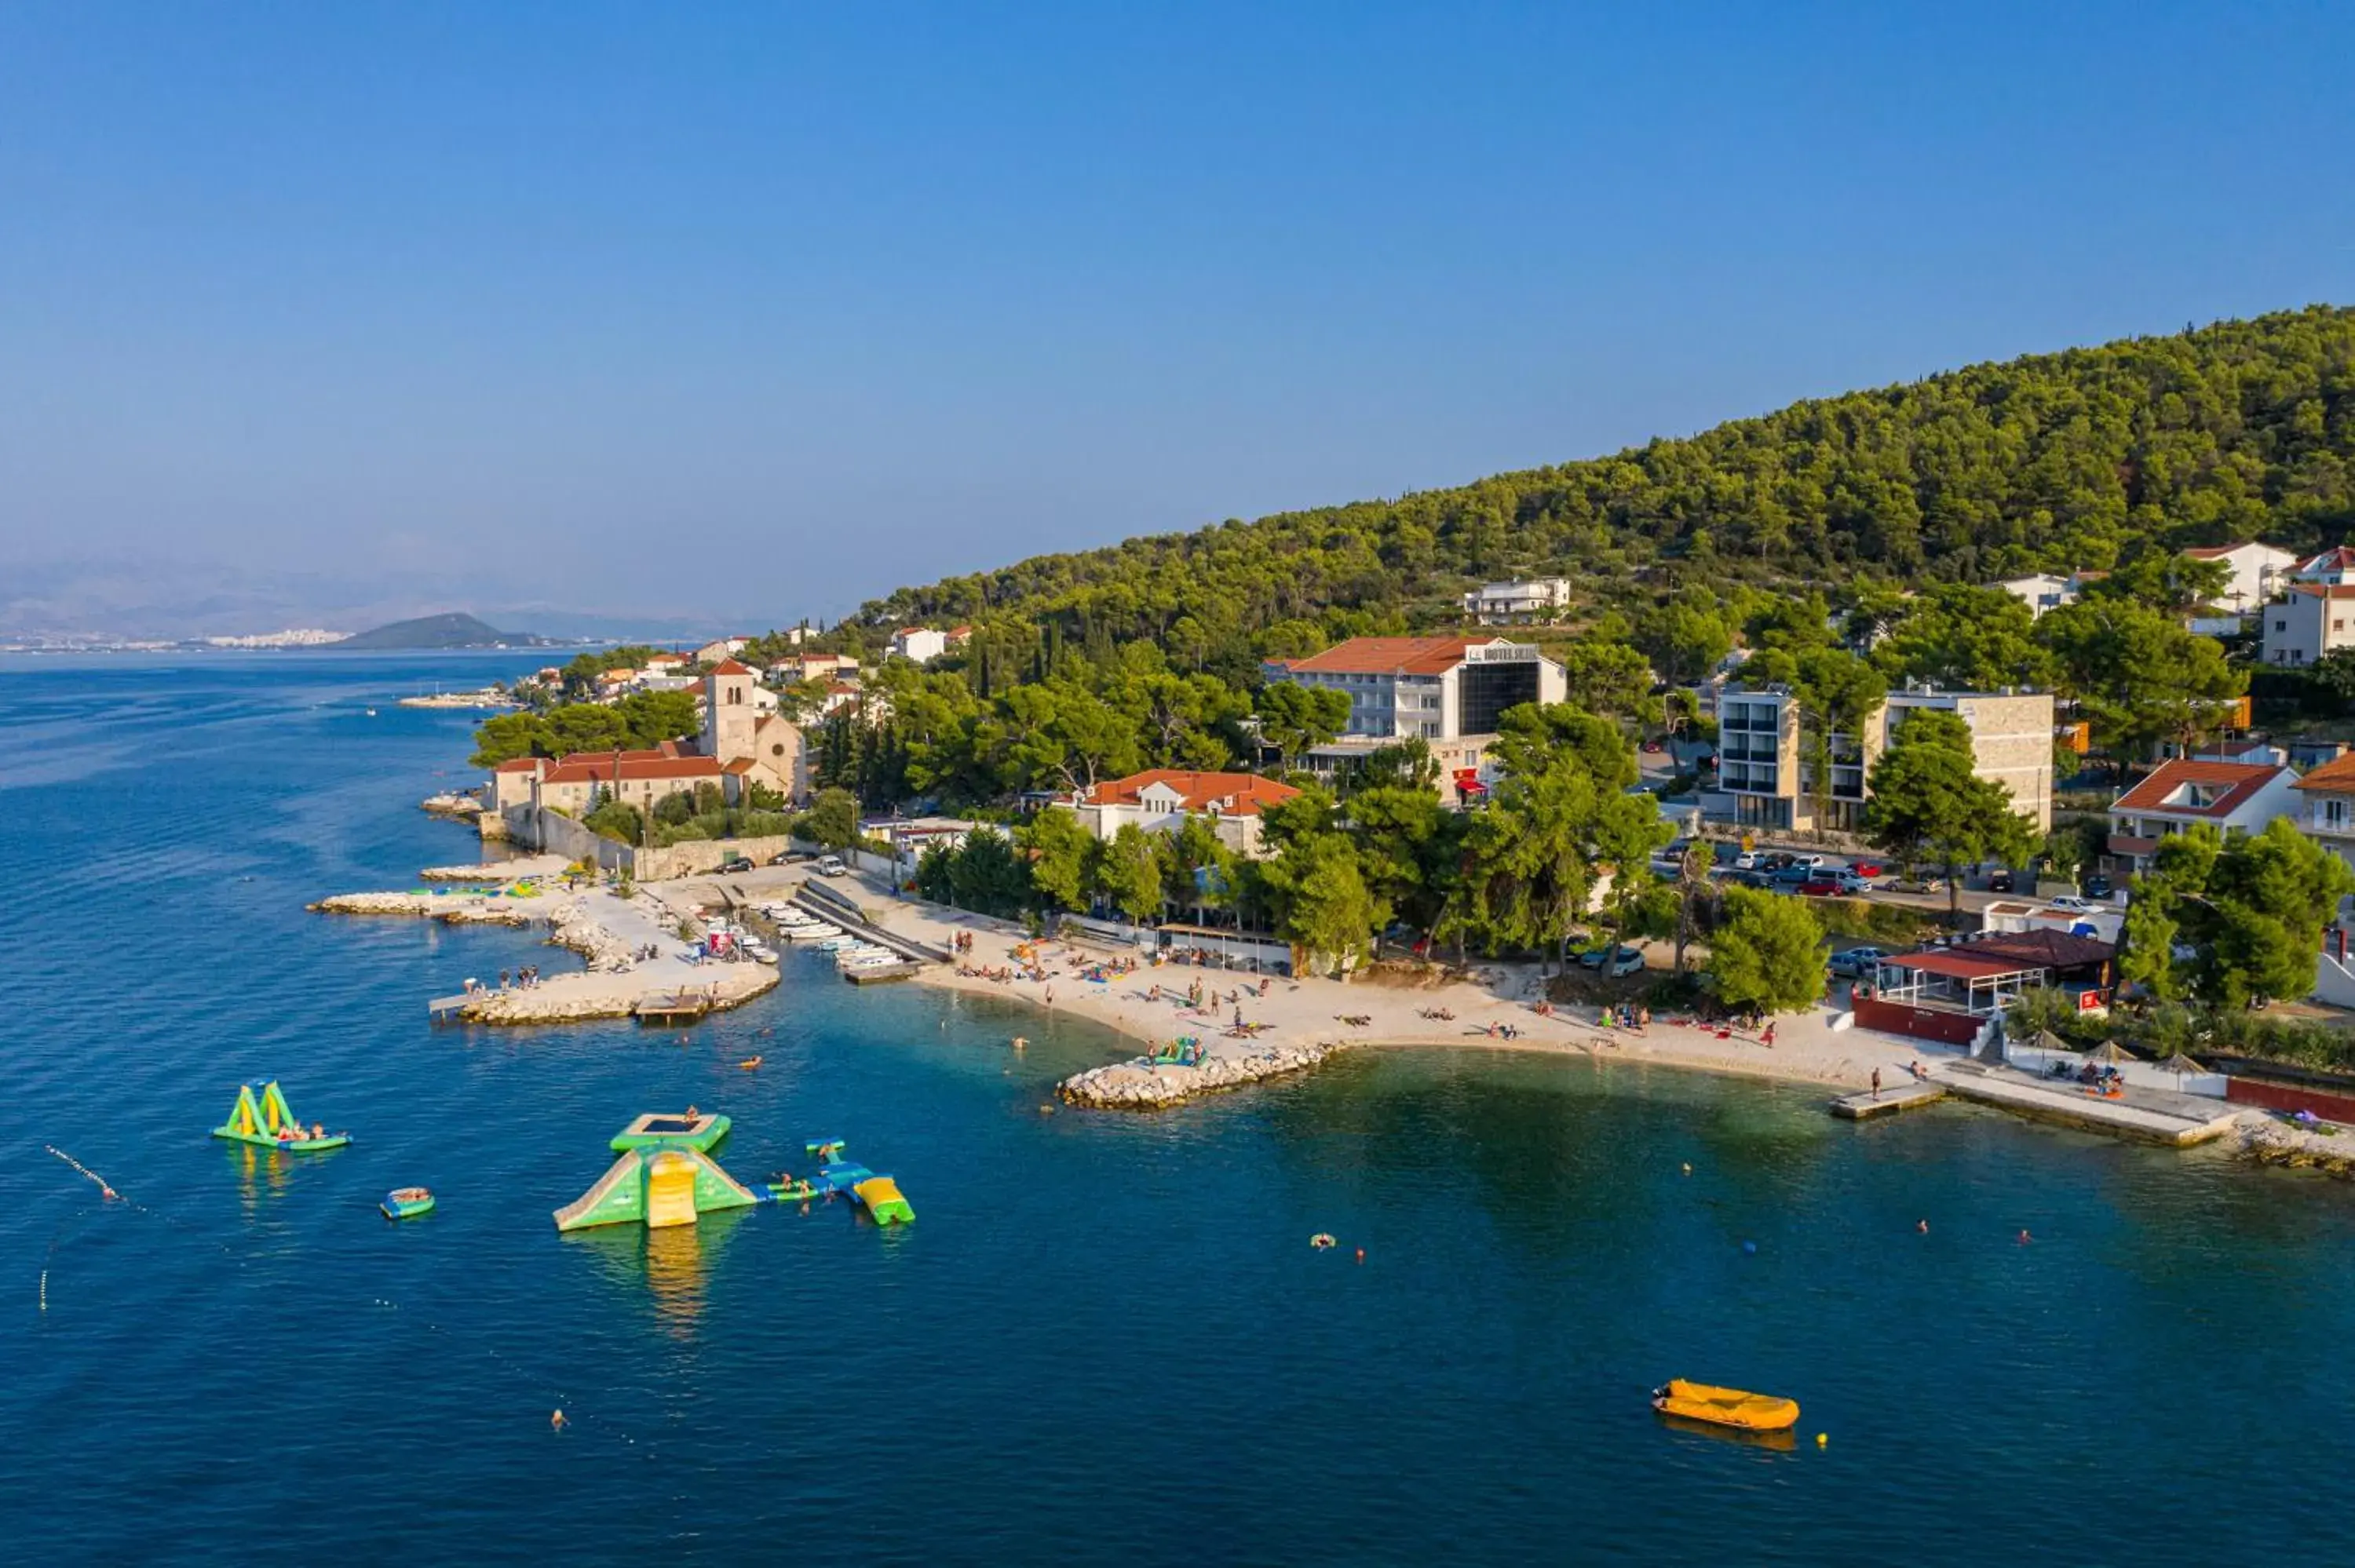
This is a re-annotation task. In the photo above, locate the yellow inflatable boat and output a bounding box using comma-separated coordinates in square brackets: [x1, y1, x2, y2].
[1651, 1379, 1799, 1431]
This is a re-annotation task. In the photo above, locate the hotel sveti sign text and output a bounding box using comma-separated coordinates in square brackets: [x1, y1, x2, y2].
[1462, 642, 1542, 664]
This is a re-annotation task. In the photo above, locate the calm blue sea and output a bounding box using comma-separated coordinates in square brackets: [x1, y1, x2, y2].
[4, 651, 2353, 1564]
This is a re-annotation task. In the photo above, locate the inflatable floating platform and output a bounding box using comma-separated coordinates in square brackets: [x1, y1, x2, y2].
[211, 1081, 350, 1152]
[776, 1139, 915, 1225]
[609, 1110, 731, 1153]
[554, 1143, 761, 1231]
[382, 1187, 436, 1220]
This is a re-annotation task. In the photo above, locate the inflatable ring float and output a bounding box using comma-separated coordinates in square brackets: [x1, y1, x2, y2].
[1309, 1233, 1337, 1250]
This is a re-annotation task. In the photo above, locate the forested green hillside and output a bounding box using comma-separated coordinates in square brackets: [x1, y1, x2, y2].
[850, 306, 2355, 666]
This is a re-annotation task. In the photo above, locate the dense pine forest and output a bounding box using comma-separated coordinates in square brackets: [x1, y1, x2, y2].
[845, 306, 2355, 672]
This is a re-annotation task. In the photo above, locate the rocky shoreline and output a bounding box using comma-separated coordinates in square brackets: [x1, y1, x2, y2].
[1057, 1038, 1347, 1108]
[420, 790, 485, 818]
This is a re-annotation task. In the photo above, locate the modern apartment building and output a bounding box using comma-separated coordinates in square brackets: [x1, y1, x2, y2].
[2261, 583, 2355, 666]
[1714, 685, 2055, 833]
[1263, 636, 1568, 742]
[1462, 578, 1574, 624]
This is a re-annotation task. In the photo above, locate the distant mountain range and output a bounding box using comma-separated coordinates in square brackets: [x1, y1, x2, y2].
[334, 612, 560, 650]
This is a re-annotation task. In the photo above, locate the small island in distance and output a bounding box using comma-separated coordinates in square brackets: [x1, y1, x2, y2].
[334, 612, 558, 651]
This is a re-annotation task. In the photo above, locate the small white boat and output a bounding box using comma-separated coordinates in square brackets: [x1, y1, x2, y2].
[748, 945, 779, 965]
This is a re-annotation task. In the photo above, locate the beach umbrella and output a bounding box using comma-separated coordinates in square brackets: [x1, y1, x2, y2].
[2083, 1038, 2134, 1064]
[2153, 1051, 2207, 1088]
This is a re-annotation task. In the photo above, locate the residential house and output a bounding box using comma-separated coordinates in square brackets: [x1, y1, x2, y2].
[642, 652, 688, 675]
[2103, 757, 2298, 876]
[889, 627, 950, 665]
[1462, 577, 1574, 624]
[1713, 684, 2054, 833]
[2294, 545, 2355, 586]
[1988, 573, 2079, 619]
[694, 637, 749, 665]
[946, 625, 973, 650]
[1067, 769, 1302, 857]
[1298, 734, 1504, 807]
[2183, 542, 2297, 633]
[2291, 751, 2355, 872]
[1262, 636, 1568, 743]
[2261, 583, 2355, 666]
[593, 668, 638, 699]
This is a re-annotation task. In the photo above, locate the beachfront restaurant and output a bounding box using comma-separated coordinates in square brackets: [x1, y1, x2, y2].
[1155, 923, 1294, 975]
[1854, 931, 2115, 1047]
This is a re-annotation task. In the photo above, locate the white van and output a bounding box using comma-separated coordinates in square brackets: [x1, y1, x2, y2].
[816, 855, 848, 877]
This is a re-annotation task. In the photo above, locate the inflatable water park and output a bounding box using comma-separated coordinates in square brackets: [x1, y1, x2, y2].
[553, 1118, 914, 1231]
[768, 1139, 915, 1225]
[211, 1081, 349, 1152]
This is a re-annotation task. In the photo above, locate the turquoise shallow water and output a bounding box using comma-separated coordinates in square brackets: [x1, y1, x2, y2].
[6, 653, 2355, 1563]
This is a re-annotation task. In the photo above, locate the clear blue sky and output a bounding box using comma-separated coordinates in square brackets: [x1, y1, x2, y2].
[4, 2, 2352, 632]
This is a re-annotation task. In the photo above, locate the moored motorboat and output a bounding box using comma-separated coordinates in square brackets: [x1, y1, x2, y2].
[1651, 1379, 1798, 1431]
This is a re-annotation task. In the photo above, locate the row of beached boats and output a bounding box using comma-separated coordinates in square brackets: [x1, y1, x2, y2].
[758, 903, 907, 975]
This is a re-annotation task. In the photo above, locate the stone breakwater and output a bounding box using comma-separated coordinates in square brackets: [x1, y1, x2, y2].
[309, 891, 535, 927]
[2240, 1118, 2355, 1180]
[1058, 1039, 1346, 1109]
[455, 965, 776, 1025]
[420, 791, 485, 818]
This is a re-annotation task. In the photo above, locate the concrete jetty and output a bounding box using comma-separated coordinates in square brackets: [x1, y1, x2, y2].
[1937, 1060, 2241, 1146]
[1829, 1079, 1946, 1120]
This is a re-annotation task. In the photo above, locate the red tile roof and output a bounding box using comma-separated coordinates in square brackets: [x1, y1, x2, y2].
[2182, 542, 2257, 560]
[494, 757, 541, 773]
[2287, 582, 2355, 600]
[2299, 546, 2355, 574]
[2294, 752, 2355, 793]
[541, 754, 724, 785]
[1079, 769, 1301, 817]
[2112, 758, 2287, 819]
[1283, 636, 1491, 676]
[1969, 930, 2116, 968]
[707, 658, 757, 676]
[1886, 949, 2039, 981]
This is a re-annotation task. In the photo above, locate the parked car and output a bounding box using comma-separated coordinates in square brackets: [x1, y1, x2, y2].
[2046, 894, 2099, 913]
[717, 855, 754, 874]
[1986, 869, 2015, 893]
[1578, 944, 1645, 977]
[1828, 945, 1888, 977]
[816, 855, 849, 877]
[1883, 874, 1947, 895]
[1847, 859, 1885, 878]
[2083, 873, 2114, 899]
[1789, 853, 1829, 871]
[1769, 866, 1816, 890]
[1799, 870, 1870, 897]
[1734, 851, 1765, 870]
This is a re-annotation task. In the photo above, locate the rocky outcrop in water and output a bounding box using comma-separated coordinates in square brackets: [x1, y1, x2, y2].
[309, 891, 533, 927]
[1058, 1039, 1345, 1109]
